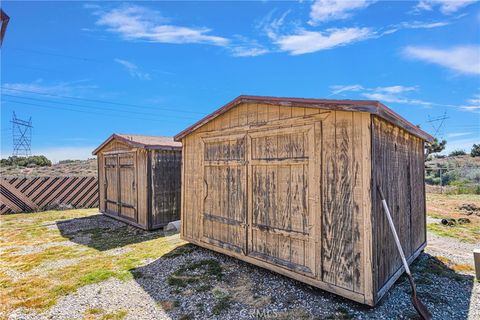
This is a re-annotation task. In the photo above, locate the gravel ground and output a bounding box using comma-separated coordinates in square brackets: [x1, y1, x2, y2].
[426, 231, 478, 267]
[9, 241, 479, 320]
[5, 212, 479, 320]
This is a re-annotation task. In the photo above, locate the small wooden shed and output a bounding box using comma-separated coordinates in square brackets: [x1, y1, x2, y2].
[174, 95, 433, 306]
[93, 134, 181, 230]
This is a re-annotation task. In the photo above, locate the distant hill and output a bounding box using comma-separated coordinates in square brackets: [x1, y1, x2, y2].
[425, 155, 480, 194]
[0, 159, 97, 178]
[426, 154, 480, 169]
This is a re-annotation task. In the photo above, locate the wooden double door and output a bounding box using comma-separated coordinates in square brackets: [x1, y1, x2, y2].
[201, 124, 318, 276]
[104, 152, 137, 222]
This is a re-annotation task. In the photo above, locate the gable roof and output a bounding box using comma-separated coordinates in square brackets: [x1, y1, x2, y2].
[92, 134, 181, 155]
[174, 95, 434, 142]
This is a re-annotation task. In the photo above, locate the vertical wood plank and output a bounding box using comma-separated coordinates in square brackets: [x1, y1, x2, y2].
[352, 112, 364, 294]
[247, 103, 258, 125]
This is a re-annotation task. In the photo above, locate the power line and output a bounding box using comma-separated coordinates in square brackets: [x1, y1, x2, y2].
[1, 87, 206, 115]
[2, 94, 198, 120]
[427, 112, 449, 138]
[2, 99, 191, 123]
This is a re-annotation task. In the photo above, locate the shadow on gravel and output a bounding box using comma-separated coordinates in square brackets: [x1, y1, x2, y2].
[56, 214, 165, 251]
[131, 247, 477, 319]
[405, 253, 475, 319]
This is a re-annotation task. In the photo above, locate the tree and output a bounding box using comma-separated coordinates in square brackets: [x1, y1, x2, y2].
[449, 150, 466, 157]
[0, 155, 52, 167]
[425, 138, 446, 158]
[472, 144, 480, 157]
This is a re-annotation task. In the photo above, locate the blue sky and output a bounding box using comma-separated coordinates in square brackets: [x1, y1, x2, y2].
[1, 0, 479, 161]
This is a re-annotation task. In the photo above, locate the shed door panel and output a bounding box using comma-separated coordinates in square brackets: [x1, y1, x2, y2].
[202, 136, 247, 254]
[103, 152, 137, 222]
[248, 126, 317, 276]
[118, 153, 137, 221]
[105, 155, 119, 214]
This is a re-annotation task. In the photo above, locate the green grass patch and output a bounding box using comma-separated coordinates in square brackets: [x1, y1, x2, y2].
[79, 269, 118, 286]
[0, 208, 186, 317]
[167, 259, 223, 291]
[427, 223, 480, 243]
[212, 296, 232, 315]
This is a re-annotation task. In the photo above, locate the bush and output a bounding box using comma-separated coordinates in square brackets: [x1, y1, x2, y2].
[471, 144, 480, 157]
[446, 180, 480, 195]
[58, 160, 78, 164]
[449, 150, 466, 156]
[425, 175, 441, 185]
[0, 155, 52, 167]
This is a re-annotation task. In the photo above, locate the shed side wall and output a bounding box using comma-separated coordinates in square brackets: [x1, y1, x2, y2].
[371, 116, 426, 300]
[151, 149, 182, 228]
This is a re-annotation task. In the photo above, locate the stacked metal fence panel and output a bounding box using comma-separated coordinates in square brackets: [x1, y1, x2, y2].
[0, 177, 98, 214]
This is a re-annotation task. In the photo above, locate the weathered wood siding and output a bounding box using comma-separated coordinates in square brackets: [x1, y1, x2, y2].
[98, 140, 132, 214]
[97, 140, 148, 229]
[97, 138, 180, 230]
[180, 103, 373, 304]
[150, 149, 182, 228]
[322, 111, 373, 300]
[371, 116, 426, 301]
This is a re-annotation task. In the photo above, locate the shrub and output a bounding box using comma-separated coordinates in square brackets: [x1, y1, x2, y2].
[449, 150, 466, 156]
[471, 144, 480, 157]
[0, 155, 52, 167]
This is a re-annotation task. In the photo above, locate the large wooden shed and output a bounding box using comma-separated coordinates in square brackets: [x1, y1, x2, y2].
[93, 134, 181, 230]
[174, 95, 433, 306]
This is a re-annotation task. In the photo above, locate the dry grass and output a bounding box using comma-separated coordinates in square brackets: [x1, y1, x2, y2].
[426, 193, 480, 243]
[0, 208, 185, 318]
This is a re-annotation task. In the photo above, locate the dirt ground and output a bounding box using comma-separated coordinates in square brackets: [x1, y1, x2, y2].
[1, 194, 479, 320]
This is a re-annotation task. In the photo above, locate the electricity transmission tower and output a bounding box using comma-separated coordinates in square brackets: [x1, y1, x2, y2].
[11, 112, 32, 157]
[427, 112, 449, 139]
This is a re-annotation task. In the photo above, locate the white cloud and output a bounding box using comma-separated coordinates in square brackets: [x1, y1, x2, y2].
[415, 0, 476, 15]
[362, 92, 434, 106]
[330, 84, 364, 95]
[403, 45, 480, 75]
[467, 94, 480, 105]
[443, 137, 479, 154]
[374, 85, 417, 94]
[275, 27, 373, 55]
[447, 132, 473, 138]
[460, 105, 480, 112]
[230, 46, 269, 57]
[309, 0, 374, 25]
[2, 80, 97, 97]
[400, 20, 450, 29]
[257, 9, 292, 40]
[228, 35, 270, 57]
[114, 58, 151, 80]
[330, 84, 435, 106]
[93, 5, 229, 46]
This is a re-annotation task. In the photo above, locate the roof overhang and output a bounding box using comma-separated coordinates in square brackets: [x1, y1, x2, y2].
[92, 134, 182, 155]
[174, 95, 434, 143]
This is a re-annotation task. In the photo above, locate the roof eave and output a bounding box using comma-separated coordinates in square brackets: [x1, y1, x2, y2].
[93, 134, 182, 155]
[174, 95, 433, 143]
